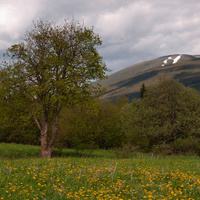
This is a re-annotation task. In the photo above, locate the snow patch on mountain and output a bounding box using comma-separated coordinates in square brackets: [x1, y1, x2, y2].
[162, 55, 182, 66]
[173, 55, 181, 64]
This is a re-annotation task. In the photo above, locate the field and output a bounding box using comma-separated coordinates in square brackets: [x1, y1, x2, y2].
[0, 143, 200, 199]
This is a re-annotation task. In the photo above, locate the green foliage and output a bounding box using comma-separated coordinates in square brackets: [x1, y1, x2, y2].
[120, 99, 150, 152]
[2, 126, 40, 145]
[0, 98, 40, 145]
[140, 83, 147, 99]
[171, 137, 200, 156]
[152, 142, 174, 156]
[0, 19, 108, 157]
[57, 99, 123, 150]
[120, 78, 200, 154]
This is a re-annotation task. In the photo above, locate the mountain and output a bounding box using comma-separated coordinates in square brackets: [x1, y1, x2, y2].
[98, 54, 200, 101]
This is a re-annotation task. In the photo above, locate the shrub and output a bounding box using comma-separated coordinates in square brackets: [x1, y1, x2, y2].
[113, 143, 141, 158]
[152, 142, 174, 156]
[171, 137, 200, 156]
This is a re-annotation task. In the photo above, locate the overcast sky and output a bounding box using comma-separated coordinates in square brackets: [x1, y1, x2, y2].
[1, 0, 200, 73]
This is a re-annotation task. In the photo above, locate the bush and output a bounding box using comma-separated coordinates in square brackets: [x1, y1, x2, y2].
[152, 142, 174, 156]
[171, 137, 200, 156]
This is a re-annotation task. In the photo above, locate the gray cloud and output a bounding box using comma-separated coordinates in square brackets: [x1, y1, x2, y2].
[1, 0, 200, 73]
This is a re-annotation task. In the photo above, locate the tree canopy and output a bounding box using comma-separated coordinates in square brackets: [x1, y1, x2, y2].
[120, 79, 200, 155]
[57, 99, 124, 150]
[0, 19, 109, 158]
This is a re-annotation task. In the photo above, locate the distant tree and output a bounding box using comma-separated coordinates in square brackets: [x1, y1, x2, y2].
[0, 19, 108, 158]
[140, 83, 147, 99]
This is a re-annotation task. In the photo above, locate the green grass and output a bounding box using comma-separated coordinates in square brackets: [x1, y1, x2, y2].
[0, 143, 200, 199]
[0, 143, 115, 160]
[0, 143, 41, 159]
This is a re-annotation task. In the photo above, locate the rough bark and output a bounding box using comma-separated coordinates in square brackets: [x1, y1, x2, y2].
[39, 108, 59, 158]
[40, 120, 52, 158]
[49, 110, 59, 148]
[41, 143, 52, 158]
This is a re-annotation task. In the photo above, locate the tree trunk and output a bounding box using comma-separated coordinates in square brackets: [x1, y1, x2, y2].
[49, 110, 59, 148]
[34, 107, 60, 158]
[41, 142, 52, 158]
[40, 120, 52, 158]
[40, 109, 59, 158]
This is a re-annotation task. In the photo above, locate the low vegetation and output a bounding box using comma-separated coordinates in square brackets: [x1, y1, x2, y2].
[0, 143, 200, 199]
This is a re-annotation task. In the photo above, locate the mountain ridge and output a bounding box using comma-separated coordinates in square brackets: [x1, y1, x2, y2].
[99, 54, 200, 101]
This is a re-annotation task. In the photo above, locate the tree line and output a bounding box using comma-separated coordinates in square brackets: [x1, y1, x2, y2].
[1, 77, 200, 156]
[0, 19, 200, 157]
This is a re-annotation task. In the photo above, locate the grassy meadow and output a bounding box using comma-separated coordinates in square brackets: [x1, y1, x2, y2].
[0, 143, 200, 199]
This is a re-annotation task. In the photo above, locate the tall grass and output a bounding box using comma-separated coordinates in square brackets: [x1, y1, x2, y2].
[0, 143, 200, 199]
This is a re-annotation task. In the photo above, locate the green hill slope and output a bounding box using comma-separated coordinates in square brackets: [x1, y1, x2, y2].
[99, 54, 200, 100]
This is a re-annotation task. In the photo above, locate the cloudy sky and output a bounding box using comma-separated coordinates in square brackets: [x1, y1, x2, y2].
[1, 0, 200, 73]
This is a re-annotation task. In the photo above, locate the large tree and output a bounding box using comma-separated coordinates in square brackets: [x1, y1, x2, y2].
[0, 19, 108, 158]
